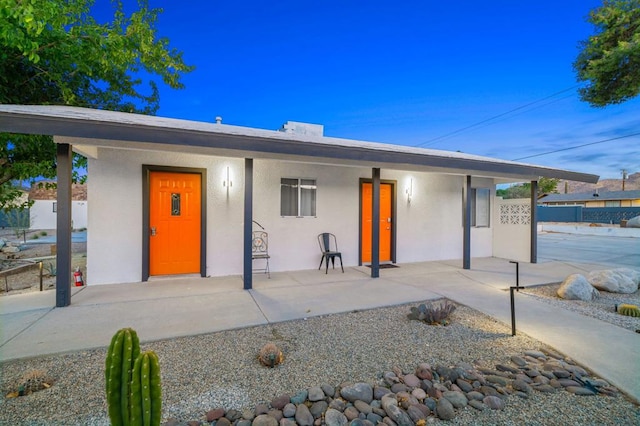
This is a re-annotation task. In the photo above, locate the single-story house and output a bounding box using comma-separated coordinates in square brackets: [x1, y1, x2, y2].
[539, 190, 640, 207]
[0, 105, 599, 307]
[29, 183, 88, 230]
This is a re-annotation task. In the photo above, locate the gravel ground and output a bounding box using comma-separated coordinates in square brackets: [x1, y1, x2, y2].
[520, 284, 640, 332]
[0, 229, 87, 296]
[1, 302, 638, 425]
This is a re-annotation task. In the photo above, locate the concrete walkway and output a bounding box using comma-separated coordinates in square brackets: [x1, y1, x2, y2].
[1, 257, 639, 404]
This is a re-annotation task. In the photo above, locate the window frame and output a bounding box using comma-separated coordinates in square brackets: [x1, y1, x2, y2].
[471, 188, 491, 228]
[280, 177, 317, 217]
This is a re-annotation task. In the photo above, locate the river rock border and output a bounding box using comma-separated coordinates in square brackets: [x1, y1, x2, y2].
[163, 348, 618, 425]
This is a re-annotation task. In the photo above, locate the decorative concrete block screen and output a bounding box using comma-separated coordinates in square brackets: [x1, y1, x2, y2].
[499, 202, 531, 225]
[494, 198, 531, 262]
[581, 207, 640, 224]
[537, 206, 640, 224]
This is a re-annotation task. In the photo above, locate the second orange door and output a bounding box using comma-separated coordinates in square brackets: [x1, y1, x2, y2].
[149, 171, 201, 276]
[361, 182, 392, 263]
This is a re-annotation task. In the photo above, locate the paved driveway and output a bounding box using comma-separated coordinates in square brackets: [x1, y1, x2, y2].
[538, 232, 640, 268]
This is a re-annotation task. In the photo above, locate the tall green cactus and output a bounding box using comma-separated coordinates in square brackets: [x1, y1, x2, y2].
[129, 351, 162, 426]
[105, 328, 141, 426]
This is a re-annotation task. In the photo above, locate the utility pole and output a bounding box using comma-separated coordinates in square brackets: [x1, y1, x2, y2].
[621, 169, 628, 191]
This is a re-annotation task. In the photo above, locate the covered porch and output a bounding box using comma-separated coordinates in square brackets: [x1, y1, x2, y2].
[0, 105, 599, 307]
[0, 255, 588, 361]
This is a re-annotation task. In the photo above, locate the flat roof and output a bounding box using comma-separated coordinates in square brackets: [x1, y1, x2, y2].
[0, 105, 599, 183]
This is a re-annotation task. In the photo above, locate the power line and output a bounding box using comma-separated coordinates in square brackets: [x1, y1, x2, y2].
[414, 85, 580, 148]
[440, 93, 575, 141]
[511, 132, 640, 161]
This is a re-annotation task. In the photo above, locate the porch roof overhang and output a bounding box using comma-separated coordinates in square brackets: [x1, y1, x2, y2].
[0, 104, 599, 183]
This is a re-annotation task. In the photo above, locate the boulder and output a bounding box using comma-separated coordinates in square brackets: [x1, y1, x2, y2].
[307, 386, 325, 402]
[354, 400, 372, 415]
[557, 274, 599, 301]
[271, 395, 290, 410]
[626, 215, 640, 228]
[309, 401, 329, 419]
[402, 374, 421, 388]
[206, 408, 225, 422]
[321, 384, 335, 397]
[294, 404, 314, 426]
[435, 397, 455, 420]
[324, 409, 348, 426]
[1, 245, 20, 254]
[443, 391, 468, 408]
[340, 383, 373, 403]
[380, 397, 413, 426]
[588, 268, 640, 294]
[483, 396, 505, 410]
[217, 418, 232, 426]
[282, 404, 296, 418]
[252, 415, 277, 426]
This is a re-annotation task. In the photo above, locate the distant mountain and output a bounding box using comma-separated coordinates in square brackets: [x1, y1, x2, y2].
[557, 172, 640, 194]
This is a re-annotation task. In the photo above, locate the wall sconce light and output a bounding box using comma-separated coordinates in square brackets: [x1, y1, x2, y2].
[223, 166, 232, 195]
[406, 178, 413, 204]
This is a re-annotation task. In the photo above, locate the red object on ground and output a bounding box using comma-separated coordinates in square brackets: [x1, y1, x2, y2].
[73, 268, 84, 286]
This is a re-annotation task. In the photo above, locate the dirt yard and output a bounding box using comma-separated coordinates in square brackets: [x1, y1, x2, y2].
[0, 229, 87, 296]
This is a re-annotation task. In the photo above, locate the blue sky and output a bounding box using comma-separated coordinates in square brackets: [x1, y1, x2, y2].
[108, 1, 638, 179]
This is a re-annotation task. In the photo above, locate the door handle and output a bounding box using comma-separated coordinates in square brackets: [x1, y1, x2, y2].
[151, 226, 157, 236]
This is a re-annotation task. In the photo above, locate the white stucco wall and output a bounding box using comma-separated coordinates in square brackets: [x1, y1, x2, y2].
[252, 160, 361, 271]
[88, 149, 245, 285]
[383, 171, 465, 261]
[87, 148, 497, 285]
[493, 198, 532, 262]
[29, 200, 88, 230]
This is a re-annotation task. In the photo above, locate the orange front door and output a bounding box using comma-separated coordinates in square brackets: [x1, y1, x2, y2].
[149, 171, 201, 275]
[361, 182, 392, 263]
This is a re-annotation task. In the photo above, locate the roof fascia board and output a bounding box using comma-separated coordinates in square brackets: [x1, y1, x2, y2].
[0, 105, 599, 184]
[65, 138, 543, 182]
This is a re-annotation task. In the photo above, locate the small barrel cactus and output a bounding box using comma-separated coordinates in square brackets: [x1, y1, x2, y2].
[129, 351, 162, 426]
[17, 370, 52, 396]
[258, 343, 284, 368]
[617, 303, 640, 317]
[106, 328, 141, 426]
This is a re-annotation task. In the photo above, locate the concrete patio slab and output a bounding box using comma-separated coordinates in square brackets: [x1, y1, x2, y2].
[1, 232, 639, 403]
[250, 277, 442, 323]
[0, 289, 267, 360]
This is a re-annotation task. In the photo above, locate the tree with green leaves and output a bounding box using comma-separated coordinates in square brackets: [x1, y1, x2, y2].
[574, 0, 640, 107]
[497, 177, 559, 199]
[496, 185, 530, 200]
[534, 177, 560, 195]
[0, 0, 193, 210]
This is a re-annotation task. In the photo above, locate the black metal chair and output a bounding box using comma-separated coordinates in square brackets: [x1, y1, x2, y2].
[318, 233, 344, 274]
[252, 231, 270, 278]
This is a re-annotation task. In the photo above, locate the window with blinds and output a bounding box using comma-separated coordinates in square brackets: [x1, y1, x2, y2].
[280, 178, 317, 217]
